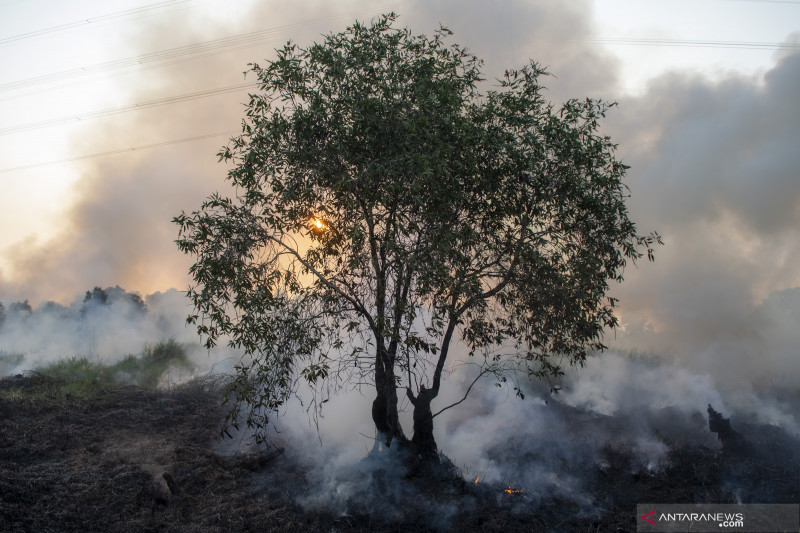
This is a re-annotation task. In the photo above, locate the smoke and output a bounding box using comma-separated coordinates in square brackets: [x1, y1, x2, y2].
[5, 1, 796, 385]
[0, 0, 619, 303]
[405, 0, 621, 101]
[239, 344, 797, 526]
[0, 287, 237, 376]
[0, 1, 338, 303]
[605, 44, 800, 389]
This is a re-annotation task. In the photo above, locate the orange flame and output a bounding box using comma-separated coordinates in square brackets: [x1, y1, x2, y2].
[504, 486, 523, 494]
[474, 476, 480, 484]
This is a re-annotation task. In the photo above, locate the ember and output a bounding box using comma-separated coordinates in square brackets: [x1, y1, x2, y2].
[504, 486, 523, 494]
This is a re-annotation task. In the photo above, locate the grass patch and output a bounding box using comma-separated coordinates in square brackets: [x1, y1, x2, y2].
[0, 351, 24, 375]
[112, 338, 193, 388]
[0, 339, 195, 404]
[38, 355, 116, 399]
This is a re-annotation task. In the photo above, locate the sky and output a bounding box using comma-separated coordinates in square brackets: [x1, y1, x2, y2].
[1, 0, 799, 386]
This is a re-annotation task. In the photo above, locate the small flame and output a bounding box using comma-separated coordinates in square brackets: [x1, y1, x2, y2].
[474, 476, 480, 484]
[504, 486, 523, 494]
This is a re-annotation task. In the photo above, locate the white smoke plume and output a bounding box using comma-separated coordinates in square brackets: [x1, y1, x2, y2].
[0, 287, 237, 377]
[605, 44, 800, 390]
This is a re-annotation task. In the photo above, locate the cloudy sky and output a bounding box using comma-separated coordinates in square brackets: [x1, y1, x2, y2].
[1, 0, 798, 384]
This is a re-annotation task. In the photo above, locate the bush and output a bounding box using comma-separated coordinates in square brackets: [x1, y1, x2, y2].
[112, 338, 192, 388]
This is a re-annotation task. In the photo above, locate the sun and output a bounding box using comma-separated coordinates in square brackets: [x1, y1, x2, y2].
[309, 217, 328, 233]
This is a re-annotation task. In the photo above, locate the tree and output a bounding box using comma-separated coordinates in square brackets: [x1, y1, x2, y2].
[79, 286, 148, 357]
[80, 286, 147, 318]
[8, 300, 33, 317]
[174, 14, 659, 458]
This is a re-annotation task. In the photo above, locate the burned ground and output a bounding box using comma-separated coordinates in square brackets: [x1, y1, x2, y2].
[0, 374, 797, 532]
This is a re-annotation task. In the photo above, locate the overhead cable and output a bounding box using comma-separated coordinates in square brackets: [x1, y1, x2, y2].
[582, 37, 800, 50]
[0, 0, 192, 46]
[0, 4, 412, 94]
[0, 82, 256, 135]
[0, 130, 237, 174]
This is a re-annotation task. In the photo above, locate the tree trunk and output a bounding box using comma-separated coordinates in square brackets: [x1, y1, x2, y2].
[405, 315, 456, 459]
[372, 351, 406, 447]
[408, 386, 438, 459]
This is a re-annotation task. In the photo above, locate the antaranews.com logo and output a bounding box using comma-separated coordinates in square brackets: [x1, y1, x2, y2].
[636, 504, 798, 532]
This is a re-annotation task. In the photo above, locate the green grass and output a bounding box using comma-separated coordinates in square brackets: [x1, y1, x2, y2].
[112, 338, 192, 388]
[0, 339, 195, 403]
[0, 351, 24, 375]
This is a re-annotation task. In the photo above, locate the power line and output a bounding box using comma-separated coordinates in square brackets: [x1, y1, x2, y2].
[0, 130, 237, 174]
[5, 1, 786, 174]
[0, 2, 413, 175]
[0, 28, 286, 93]
[0, 4, 413, 94]
[4, 30, 793, 95]
[0, 0, 192, 46]
[726, 0, 800, 4]
[0, 82, 256, 135]
[582, 37, 800, 51]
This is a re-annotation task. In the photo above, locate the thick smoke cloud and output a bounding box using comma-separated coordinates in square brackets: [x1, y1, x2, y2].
[405, 0, 621, 101]
[606, 46, 800, 387]
[0, 0, 617, 304]
[0, 3, 426, 304]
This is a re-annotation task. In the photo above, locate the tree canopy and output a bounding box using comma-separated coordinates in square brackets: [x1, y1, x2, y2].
[174, 14, 659, 455]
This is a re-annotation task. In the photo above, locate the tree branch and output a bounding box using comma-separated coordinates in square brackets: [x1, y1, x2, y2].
[432, 366, 493, 418]
[265, 233, 376, 333]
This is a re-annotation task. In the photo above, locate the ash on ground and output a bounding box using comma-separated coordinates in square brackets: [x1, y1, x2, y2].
[1, 374, 797, 532]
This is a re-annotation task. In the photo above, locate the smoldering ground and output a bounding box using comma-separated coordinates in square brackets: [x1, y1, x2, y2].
[4, 371, 793, 531]
[246, 345, 798, 528]
[2, 284, 798, 529]
[5, 289, 796, 529]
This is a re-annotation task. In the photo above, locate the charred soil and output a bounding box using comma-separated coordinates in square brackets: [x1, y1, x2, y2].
[1, 374, 797, 532]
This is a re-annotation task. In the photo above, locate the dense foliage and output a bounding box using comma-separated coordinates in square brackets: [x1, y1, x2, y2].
[174, 14, 659, 452]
